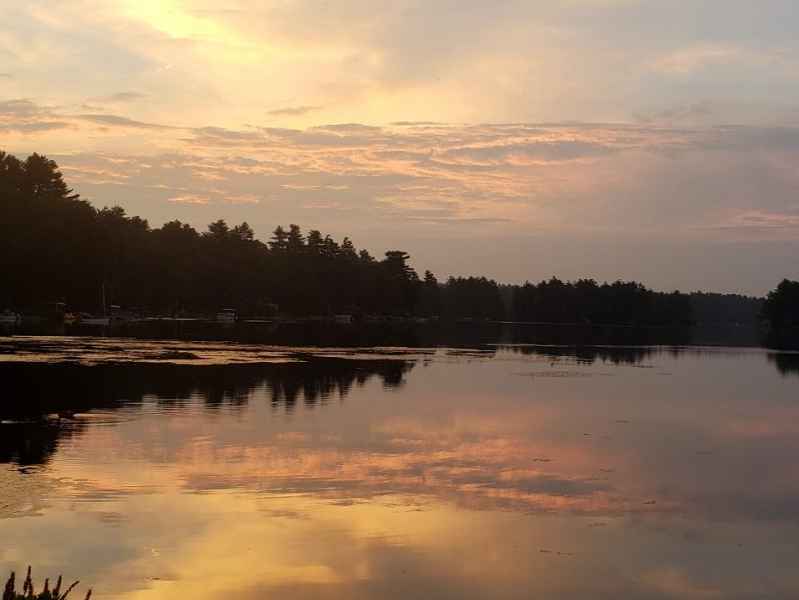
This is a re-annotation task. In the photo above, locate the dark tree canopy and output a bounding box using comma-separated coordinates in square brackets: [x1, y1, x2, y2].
[761, 280, 799, 348]
[511, 278, 694, 326]
[0, 151, 777, 327]
[763, 279, 799, 329]
[0, 152, 427, 316]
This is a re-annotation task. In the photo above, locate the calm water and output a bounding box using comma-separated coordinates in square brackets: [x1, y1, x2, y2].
[2, 337, 799, 599]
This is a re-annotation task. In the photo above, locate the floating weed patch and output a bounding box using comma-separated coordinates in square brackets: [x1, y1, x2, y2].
[3, 567, 91, 600]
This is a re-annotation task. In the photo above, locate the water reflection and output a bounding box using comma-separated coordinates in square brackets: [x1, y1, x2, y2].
[2, 341, 799, 599]
[503, 344, 656, 364]
[0, 419, 86, 466]
[1, 357, 415, 466]
[768, 351, 799, 377]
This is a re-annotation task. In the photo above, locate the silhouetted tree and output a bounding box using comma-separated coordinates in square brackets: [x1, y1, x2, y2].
[378, 251, 419, 315]
[232, 222, 254, 241]
[763, 279, 799, 329]
[286, 224, 304, 252]
[511, 277, 692, 326]
[417, 270, 442, 317]
[443, 277, 504, 320]
[0, 150, 775, 327]
[269, 225, 288, 252]
[762, 279, 799, 348]
[689, 292, 762, 326]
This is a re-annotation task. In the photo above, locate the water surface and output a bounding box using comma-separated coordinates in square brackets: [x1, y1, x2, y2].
[2, 338, 799, 599]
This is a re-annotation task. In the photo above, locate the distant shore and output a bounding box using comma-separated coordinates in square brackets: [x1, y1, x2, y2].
[0, 318, 769, 349]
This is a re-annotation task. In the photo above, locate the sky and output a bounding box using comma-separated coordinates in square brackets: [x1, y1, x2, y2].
[2, 0, 799, 295]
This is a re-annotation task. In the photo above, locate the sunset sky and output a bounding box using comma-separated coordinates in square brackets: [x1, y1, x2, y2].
[2, 1, 799, 294]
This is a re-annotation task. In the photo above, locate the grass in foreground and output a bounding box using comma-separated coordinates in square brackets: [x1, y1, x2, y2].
[3, 567, 91, 600]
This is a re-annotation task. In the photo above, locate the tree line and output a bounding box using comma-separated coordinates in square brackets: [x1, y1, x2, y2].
[762, 279, 799, 347]
[0, 151, 774, 326]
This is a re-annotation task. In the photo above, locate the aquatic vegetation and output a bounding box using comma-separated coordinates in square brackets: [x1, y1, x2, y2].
[3, 567, 91, 600]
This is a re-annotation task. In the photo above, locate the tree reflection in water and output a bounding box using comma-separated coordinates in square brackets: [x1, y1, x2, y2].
[0, 357, 415, 467]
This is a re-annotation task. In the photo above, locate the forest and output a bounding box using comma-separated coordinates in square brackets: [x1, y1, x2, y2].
[0, 151, 779, 328]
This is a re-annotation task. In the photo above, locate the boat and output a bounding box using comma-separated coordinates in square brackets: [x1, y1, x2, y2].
[216, 308, 237, 323]
[80, 282, 111, 325]
[79, 313, 110, 326]
[0, 311, 20, 324]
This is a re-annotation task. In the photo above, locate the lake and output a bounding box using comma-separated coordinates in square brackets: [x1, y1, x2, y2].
[2, 337, 799, 599]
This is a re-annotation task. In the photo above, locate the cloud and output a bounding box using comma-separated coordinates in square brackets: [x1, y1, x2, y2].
[650, 43, 799, 81]
[706, 210, 799, 232]
[267, 105, 323, 117]
[0, 98, 70, 134]
[223, 193, 260, 205]
[77, 113, 174, 130]
[9, 114, 799, 293]
[168, 194, 210, 205]
[441, 140, 618, 164]
[405, 215, 513, 225]
[190, 126, 264, 144]
[0, 98, 48, 118]
[281, 183, 350, 191]
[370, 150, 432, 162]
[4, 1, 799, 295]
[88, 91, 148, 104]
[651, 44, 744, 75]
[47, 120, 799, 230]
[0, 121, 70, 133]
[634, 102, 716, 125]
[5, 0, 799, 133]
[313, 123, 383, 134]
[391, 121, 443, 127]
